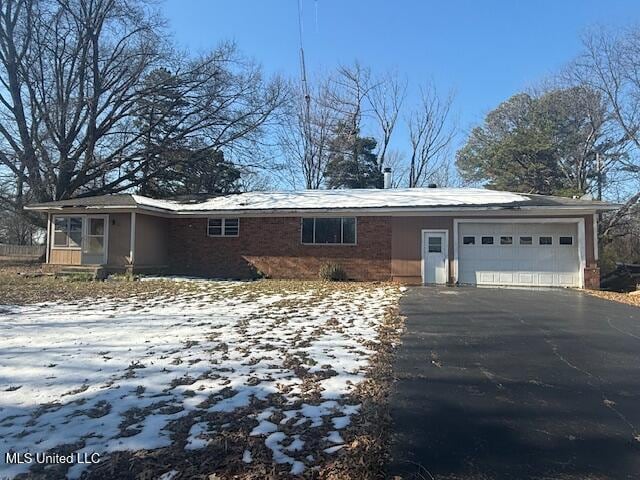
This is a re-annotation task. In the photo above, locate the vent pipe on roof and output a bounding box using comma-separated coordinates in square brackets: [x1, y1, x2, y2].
[383, 167, 392, 189]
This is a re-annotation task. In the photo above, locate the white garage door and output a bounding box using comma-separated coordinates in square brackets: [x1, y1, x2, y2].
[458, 223, 581, 287]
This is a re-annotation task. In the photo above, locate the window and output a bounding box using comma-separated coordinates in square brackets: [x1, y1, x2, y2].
[500, 236, 513, 245]
[207, 218, 240, 237]
[301, 217, 356, 245]
[462, 236, 475, 245]
[559, 236, 573, 245]
[481, 236, 494, 245]
[519, 236, 533, 245]
[53, 216, 82, 247]
[428, 236, 442, 253]
[539, 236, 553, 245]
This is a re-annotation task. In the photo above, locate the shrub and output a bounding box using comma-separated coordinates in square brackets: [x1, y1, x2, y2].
[319, 263, 348, 281]
[65, 272, 94, 282]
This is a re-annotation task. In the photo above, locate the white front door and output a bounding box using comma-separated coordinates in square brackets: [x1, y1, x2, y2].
[423, 231, 448, 285]
[82, 216, 108, 265]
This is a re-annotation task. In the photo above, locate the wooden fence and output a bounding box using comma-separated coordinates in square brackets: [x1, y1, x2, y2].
[0, 244, 46, 257]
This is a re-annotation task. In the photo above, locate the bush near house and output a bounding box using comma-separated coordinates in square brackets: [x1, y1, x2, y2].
[319, 263, 348, 281]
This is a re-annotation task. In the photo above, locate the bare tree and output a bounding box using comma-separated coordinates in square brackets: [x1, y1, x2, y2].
[406, 85, 456, 187]
[0, 0, 287, 224]
[325, 62, 372, 137]
[277, 78, 337, 189]
[567, 26, 640, 240]
[323, 62, 377, 184]
[367, 72, 407, 170]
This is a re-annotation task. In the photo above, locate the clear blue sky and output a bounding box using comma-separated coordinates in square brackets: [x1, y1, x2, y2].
[161, 0, 640, 179]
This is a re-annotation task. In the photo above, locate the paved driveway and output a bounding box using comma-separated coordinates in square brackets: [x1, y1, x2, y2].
[389, 288, 640, 480]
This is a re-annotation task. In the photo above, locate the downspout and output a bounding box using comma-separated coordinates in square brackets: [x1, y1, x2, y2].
[45, 213, 51, 264]
[129, 212, 136, 267]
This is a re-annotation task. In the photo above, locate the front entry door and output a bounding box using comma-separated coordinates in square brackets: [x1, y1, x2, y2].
[423, 231, 448, 285]
[82, 216, 107, 265]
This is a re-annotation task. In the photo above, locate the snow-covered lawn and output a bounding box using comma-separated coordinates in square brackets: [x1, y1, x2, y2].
[0, 280, 401, 479]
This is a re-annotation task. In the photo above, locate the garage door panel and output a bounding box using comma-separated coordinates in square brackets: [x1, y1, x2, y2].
[518, 273, 534, 284]
[459, 223, 580, 288]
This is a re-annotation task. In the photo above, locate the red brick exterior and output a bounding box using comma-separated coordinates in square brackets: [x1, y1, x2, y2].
[584, 266, 601, 290]
[167, 216, 392, 280]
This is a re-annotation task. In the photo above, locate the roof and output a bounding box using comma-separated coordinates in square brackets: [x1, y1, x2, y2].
[24, 188, 618, 214]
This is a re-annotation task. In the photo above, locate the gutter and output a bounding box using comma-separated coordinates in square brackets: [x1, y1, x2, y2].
[24, 203, 621, 216]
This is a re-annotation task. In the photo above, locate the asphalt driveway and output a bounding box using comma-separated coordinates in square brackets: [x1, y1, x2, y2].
[389, 288, 640, 480]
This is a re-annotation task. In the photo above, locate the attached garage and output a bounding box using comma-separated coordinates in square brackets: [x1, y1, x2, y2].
[455, 220, 584, 288]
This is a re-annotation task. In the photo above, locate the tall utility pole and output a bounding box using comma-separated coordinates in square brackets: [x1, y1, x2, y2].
[297, 0, 313, 187]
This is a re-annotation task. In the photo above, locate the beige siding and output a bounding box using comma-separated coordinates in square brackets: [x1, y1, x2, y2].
[107, 213, 131, 267]
[50, 249, 82, 265]
[391, 216, 454, 283]
[135, 213, 169, 266]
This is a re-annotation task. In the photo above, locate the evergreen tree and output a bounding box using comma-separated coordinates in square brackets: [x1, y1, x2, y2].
[324, 122, 383, 189]
[456, 88, 620, 196]
[141, 149, 241, 197]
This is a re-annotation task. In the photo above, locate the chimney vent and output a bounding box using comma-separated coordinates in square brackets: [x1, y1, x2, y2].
[383, 168, 392, 189]
[427, 183, 438, 188]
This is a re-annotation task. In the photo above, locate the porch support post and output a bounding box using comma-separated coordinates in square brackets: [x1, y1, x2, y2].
[45, 213, 51, 263]
[129, 211, 136, 265]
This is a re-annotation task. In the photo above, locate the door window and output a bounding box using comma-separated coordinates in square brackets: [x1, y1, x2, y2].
[86, 218, 105, 254]
[428, 236, 442, 253]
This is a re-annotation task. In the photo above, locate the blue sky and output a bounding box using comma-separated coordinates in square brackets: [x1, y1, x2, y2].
[162, 0, 640, 180]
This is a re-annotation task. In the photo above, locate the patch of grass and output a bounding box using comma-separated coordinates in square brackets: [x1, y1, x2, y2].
[0, 265, 192, 304]
[64, 272, 95, 282]
[2, 269, 405, 479]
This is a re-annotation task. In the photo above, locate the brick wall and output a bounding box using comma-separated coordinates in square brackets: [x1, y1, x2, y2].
[167, 216, 392, 280]
[584, 266, 601, 290]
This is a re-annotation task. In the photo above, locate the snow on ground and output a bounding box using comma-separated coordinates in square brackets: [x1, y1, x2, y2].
[0, 280, 399, 478]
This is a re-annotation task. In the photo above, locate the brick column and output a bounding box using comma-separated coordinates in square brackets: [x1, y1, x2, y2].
[584, 266, 600, 290]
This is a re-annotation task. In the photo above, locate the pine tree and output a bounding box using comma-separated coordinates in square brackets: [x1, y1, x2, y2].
[324, 122, 383, 189]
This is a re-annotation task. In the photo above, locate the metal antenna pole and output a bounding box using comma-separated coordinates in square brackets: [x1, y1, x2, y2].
[297, 0, 312, 186]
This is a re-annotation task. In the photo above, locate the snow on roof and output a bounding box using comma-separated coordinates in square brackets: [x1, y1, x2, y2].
[132, 188, 529, 212]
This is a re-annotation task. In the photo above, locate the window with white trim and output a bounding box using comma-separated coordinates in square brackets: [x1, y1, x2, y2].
[53, 216, 82, 248]
[539, 236, 553, 245]
[462, 236, 475, 245]
[559, 236, 573, 245]
[481, 236, 494, 245]
[301, 217, 356, 245]
[207, 218, 240, 237]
